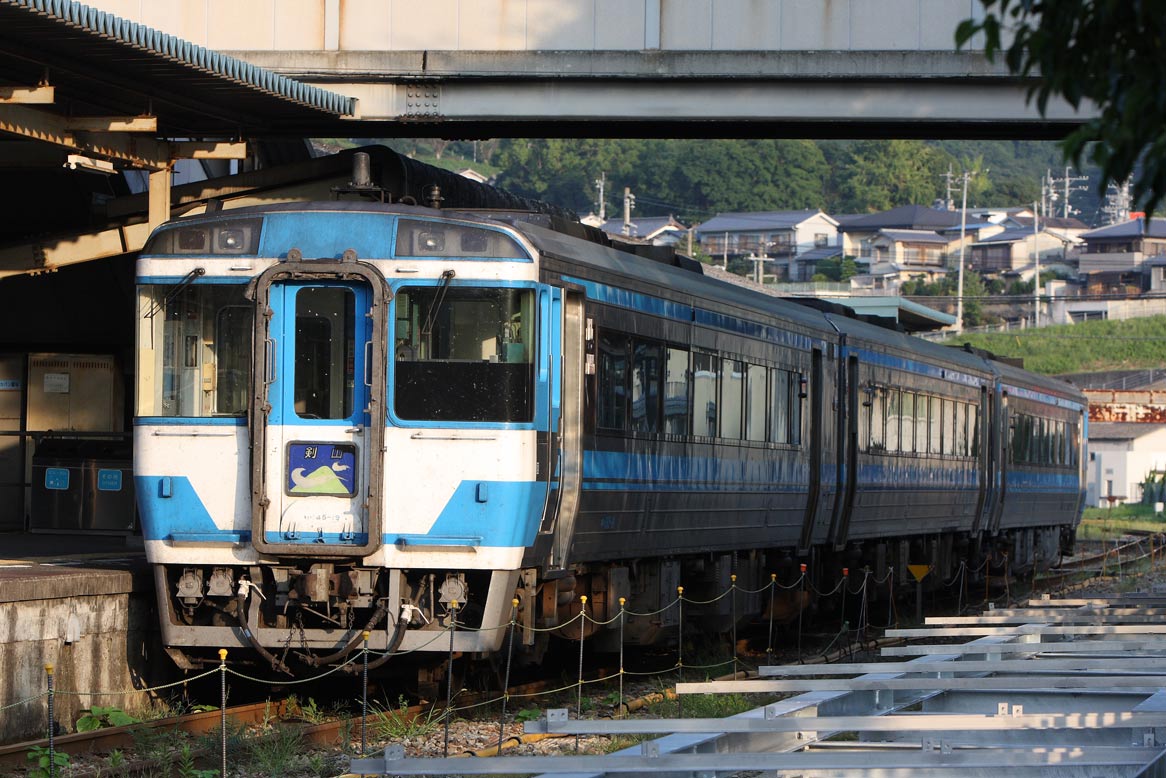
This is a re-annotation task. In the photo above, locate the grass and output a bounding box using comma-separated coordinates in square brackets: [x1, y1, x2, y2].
[245, 723, 305, 774]
[1078, 504, 1166, 540]
[370, 695, 443, 740]
[942, 315, 1166, 375]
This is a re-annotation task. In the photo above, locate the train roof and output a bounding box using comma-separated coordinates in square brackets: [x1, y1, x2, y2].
[513, 218, 836, 336]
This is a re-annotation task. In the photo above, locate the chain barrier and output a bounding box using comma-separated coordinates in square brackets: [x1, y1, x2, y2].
[25, 557, 1015, 770]
[0, 690, 47, 712]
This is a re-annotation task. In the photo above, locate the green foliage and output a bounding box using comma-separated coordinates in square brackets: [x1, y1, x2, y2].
[371, 695, 441, 740]
[76, 705, 142, 732]
[811, 257, 859, 282]
[25, 746, 69, 778]
[514, 707, 542, 723]
[176, 743, 218, 778]
[945, 315, 1166, 375]
[830, 140, 955, 213]
[956, 0, 1166, 215]
[245, 724, 304, 775]
[285, 694, 329, 724]
[359, 136, 1103, 220]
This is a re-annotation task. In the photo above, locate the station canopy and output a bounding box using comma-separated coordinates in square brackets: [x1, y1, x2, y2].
[0, 0, 357, 279]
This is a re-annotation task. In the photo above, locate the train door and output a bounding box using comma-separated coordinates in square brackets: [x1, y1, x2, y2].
[248, 262, 388, 556]
[798, 347, 825, 552]
[547, 290, 584, 571]
[972, 385, 994, 534]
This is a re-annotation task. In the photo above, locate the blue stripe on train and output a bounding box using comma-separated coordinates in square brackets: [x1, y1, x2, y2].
[135, 475, 548, 548]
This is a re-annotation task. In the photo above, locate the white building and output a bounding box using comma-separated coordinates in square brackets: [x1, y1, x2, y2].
[1086, 423, 1166, 507]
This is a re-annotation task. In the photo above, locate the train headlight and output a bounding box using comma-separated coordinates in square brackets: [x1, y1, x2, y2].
[217, 229, 245, 252]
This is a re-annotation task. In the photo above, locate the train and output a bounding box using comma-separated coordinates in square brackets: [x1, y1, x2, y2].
[133, 148, 1087, 680]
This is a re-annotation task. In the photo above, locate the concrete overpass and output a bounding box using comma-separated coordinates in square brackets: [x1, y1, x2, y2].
[78, 0, 1090, 139]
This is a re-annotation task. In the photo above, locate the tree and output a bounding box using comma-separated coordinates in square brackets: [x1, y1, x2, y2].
[956, 1, 1166, 215]
[832, 140, 955, 213]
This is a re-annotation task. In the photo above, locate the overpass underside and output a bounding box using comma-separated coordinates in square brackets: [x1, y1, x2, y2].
[235, 50, 1087, 140]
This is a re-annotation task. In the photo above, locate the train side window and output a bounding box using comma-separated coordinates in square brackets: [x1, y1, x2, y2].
[885, 388, 900, 453]
[720, 358, 745, 440]
[868, 387, 886, 451]
[631, 339, 661, 433]
[789, 371, 803, 445]
[929, 396, 943, 455]
[941, 399, 955, 455]
[691, 351, 718, 438]
[745, 364, 767, 442]
[901, 392, 916, 453]
[970, 404, 980, 458]
[597, 332, 628, 431]
[770, 369, 789, 444]
[663, 347, 689, 435]
[1043, 418, 1053, 464]
[956, 402, 968, 456]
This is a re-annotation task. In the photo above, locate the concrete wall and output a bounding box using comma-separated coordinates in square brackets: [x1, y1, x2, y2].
[0, 565, 164, 744]
[81, 0, 990, 52]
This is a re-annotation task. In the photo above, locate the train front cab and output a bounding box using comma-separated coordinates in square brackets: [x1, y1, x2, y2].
[135, 206, 583, 665]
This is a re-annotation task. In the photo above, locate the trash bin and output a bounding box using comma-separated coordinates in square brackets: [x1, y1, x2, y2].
[30, 438, 135, 533]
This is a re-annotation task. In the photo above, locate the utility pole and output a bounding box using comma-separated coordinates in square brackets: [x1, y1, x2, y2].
[955, 171, 970, 333]
[594, 172, 606, 221]
[722, 231, 729, 269]
[622, 186, 635, 236]
[943, 166, 957, 211]
[1033, 201, 1041, 328]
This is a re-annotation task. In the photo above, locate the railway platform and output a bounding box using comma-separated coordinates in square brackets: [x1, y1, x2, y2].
[0, 530, 166, 745]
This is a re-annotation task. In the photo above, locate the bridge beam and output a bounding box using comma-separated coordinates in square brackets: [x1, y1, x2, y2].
[233, 50, 1092, 139]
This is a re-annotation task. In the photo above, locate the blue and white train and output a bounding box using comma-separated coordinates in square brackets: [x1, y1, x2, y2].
[134, 150, 1086, 675]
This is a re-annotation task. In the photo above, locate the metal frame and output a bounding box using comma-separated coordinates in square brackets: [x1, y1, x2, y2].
[351, 593, 1166, 777]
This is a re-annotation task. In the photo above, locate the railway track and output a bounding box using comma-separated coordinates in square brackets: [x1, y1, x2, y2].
[12, 539, 1157, 777]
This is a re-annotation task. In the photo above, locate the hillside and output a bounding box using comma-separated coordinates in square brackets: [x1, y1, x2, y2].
[943, 316, 1166, 376]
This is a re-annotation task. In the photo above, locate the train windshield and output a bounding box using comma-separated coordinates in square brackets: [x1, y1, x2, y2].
[137, 284, 252, 417]
[393, 286, 534, 422]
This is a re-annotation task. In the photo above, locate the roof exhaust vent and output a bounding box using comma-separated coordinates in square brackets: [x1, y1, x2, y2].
[332, 151, 386, 202]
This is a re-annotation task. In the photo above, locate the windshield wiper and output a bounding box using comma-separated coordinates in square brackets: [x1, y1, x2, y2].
[145, 267, 206, 320]
[420, 269, 456, 338]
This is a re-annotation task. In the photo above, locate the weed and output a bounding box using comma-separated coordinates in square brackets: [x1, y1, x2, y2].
[108, 749, 125, 768]
[245, 723, 305, 775]
[286, 695, 329, 724]
[176, 743, 218, 778]
[514, 707, 541, 723]
[371, 695, 441, 740]
[26, 745, 70, 778]
[77, 705, 142, 731]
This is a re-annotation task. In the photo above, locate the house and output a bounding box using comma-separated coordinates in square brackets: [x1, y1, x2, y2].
[694, 210, 840, 281]
[1086, 422, 1166, 507]
[601, 215, 688, 246]
[1000, 214, 1090, 241]
[1078, 217, 1166, 276]
[456, 168, 490, 184]
[836, 205, 1000, 268]
[968, 227, 1080, 276]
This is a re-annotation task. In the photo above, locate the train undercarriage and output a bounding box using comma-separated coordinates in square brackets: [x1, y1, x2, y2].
[157, 524, 1072, 686]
